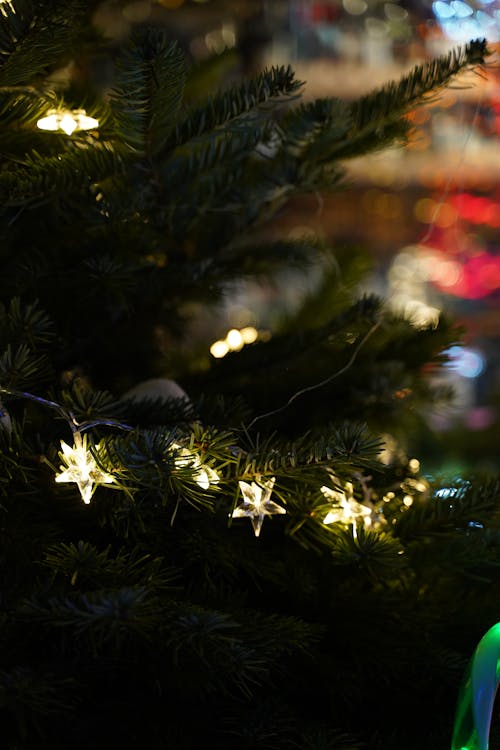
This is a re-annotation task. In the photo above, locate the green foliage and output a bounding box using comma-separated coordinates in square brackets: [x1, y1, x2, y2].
[109, 31, 186, 156]
[0, 5, 496, 749]
[0, 0, 89, 87]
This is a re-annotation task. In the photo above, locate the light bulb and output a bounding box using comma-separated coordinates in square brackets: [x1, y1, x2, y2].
[37, 109, 99, 135]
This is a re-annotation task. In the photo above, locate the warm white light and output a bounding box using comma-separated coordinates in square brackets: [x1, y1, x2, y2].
[226, 328, 244, 350]
[60, 114, 78, 135]
[172, 443, 219, 489]
[37, 114, 59, 131]
[0, 0, 14, 16]
[408, 458, 421, 474]
[211, 326, 259, 358]
[232, 476, 285, 537]
[37, 109, 99, 135]
[210, 340, 229, 358]
[241, 326, 258, 344]
[398, 299, 440, 330]
[55, 435, 115, 504]
[323, 495, 372, 525]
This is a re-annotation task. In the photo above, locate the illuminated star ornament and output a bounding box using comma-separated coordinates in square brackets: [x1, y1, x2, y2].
[172, 443, 220, 489]
[321, 481, 384, 535]
[232, 476, 285, 537]
[55, 433, 116, 504]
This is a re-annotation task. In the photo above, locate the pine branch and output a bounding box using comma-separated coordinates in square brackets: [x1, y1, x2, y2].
[0, 139, 122, 207]
[170, 64, 302, 149]
[0, 342, 53, 390]
[215, 237, 323, 278]
[352, 39, 488, 131]
[0, 0, 89, 87]
[161, 125, 264, 205]
[109, 30, 186, 156]
[0, 420, 38, 499]
[0, 297, 55, 348]
[22, 586, 162, 649]
[42, 540, 176, 592]
[395, 477, 500, 541]
[57, 383, 121, 425]
[0, 667, 77, 731]
[330, 525, 406, 577]
[0, 87, 58, 128]
[337, 38, 489, 162]
[294, 726, 363, 750]
[231, 423, 384, 480]
[99, 428, 221, 512]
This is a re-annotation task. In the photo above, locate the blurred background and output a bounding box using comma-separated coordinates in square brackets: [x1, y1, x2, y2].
[93, 0, 500, 475]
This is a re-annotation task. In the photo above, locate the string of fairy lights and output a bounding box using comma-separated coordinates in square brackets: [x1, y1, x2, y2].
[1, 4, 435, 537]
[0, 380, 428, 539]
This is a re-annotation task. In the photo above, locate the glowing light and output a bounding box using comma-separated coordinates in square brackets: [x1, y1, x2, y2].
[211, 327, 259, 358]
[240, 326, 258, 344]
[37, 109, 99, 135]
[232, 477, 285, 537]
[432, 259, 463, 287]
[435, 487, 457, 499]
[444, 345, 485, 378]
[401, 300, 441, 329]
[55, 434, 115, 504]
[172, 443, 219, 489]
[0, 0, 14, 15]
[204, 26, 236, 54]
[451, 0, 474, 17]
[226, 328, 244, 350]
[321, 485, 375, 528]
[433, 0, 455, 18]
[403, 495, 413, 507]
[432, 0, 500, 40]
[450, 623, 500, 750]
[210, 340, 229, 358]
[408, 458, 420, 474]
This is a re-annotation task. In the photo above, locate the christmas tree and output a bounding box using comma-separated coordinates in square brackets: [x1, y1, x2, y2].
[0, 3, 496, 748]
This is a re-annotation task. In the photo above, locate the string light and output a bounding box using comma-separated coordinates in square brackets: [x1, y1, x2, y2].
[210, 326, 259, 358]
[54, 433, 116, 504]
[232, 476, 285, 537]
[37, 109, 99, 135]
[322, 485, 374, 527]
[172, 443, 219, 489]
[321, 481, 387, 535]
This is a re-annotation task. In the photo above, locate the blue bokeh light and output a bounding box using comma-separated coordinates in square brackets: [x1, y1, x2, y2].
[444, 345, 486, 378]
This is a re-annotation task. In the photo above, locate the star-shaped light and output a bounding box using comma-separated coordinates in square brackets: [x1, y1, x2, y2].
[172, 443, 220, 489]
[232, 476, 285, 537]
[55, 434, 116, 504]
[321, 482, 383, 534]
